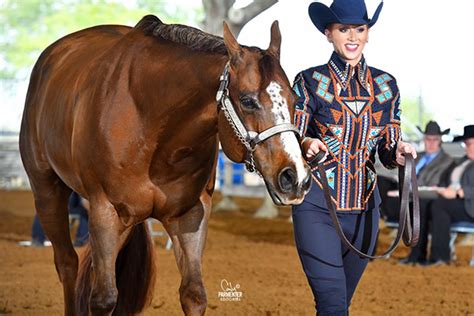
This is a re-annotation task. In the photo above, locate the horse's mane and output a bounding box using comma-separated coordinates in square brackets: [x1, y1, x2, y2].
[135, 15, 228, 55]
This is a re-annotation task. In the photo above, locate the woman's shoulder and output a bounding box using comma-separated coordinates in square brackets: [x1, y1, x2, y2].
[295, 64, 330, 81]
[368, 66, 400, 94]
[369, 66, 397, 82]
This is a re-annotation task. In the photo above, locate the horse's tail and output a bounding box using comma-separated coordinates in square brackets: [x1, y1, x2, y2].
[75, 222, 156, 315]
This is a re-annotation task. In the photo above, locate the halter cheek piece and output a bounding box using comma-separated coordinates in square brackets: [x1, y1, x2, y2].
[216, 63, 300, 173]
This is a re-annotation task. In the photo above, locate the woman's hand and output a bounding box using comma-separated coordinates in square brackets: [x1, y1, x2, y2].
[302, 137, 328, 161]
[395, 141, 417, 166]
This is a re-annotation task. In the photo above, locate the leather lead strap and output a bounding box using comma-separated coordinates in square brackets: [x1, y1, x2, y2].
[317, 153, 420, 259]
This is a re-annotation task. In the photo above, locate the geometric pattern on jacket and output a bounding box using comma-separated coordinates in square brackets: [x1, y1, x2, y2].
[293, 52, 401, 210]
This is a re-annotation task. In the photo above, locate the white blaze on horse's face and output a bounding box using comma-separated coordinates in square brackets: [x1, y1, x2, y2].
[266, 81, 308, 190]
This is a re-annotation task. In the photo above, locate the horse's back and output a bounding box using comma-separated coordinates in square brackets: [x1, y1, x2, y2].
[24, 23, 131, 116]
[20, 24, 131, 187]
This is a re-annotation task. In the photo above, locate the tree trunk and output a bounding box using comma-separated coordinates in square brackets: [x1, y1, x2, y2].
[201, 0, 278, 36]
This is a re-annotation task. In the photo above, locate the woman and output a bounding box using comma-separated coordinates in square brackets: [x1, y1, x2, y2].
[291, 0, 416, 314]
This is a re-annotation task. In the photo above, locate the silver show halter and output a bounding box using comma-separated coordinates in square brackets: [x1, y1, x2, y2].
[216, 62, 300, 173]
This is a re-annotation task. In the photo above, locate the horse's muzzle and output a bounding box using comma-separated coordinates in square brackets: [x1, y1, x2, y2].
[278, 167, 311, 194]
[266, 166, 311, 206]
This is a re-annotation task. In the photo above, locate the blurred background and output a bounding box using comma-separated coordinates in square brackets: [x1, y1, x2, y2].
[1, 0, 472, 189]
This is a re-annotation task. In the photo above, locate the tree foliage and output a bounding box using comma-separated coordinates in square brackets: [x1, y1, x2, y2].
[400, 97, 433, 141]
[0, 0, 199, 81]
[0, 0, 277, 81]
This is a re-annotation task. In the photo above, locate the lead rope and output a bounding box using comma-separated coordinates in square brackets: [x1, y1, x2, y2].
[315, 153, 420, 259]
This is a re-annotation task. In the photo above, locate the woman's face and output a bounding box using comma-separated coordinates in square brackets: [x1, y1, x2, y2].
[325, 24, 369, 66]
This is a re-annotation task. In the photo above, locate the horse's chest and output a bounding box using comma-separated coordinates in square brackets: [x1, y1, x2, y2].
[148, 141, 218, 212]
[152, 143, 214, 172]
[167, 146, 196, 165]
[150, 138, 217, 183]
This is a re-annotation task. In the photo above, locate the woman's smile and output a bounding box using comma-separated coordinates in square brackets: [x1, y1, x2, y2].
[345, 44, 359, 52]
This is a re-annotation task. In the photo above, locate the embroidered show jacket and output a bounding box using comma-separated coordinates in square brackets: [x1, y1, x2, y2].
[293, 52, 400, 211]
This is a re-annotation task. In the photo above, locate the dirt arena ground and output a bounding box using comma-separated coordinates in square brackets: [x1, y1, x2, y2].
[0, 190, 473, 315]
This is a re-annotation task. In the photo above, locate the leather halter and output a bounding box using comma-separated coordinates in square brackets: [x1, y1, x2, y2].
[216, 63, 300, 172]
[310, 151, 420, 259]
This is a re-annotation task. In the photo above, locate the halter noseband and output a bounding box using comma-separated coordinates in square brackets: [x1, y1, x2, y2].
[216, 63, 300, 173]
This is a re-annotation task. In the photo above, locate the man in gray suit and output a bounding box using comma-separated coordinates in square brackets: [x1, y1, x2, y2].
[426, 125, 474, 265]
[415, 121, 453, 187]
[399, 121, 453, 264]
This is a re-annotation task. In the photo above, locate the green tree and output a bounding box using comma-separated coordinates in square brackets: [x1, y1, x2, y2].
[0, 0, 198, 81]
[400, 97, 433, 141]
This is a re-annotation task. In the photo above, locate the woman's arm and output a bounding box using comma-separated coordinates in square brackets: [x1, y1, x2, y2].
[292, 71, 327, 159]
[376, 81, 416, 168]
[293, 71, 314, 138]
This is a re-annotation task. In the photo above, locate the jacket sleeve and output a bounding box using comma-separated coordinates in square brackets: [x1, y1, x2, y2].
[438, 160, 456, 187]
[377, 80, 401, 169]
[292, 71, 318, 139]
[462, 163, 474, 199]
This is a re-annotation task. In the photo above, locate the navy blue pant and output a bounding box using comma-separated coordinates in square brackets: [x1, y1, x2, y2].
[430, 198, 472, 262]
[292, 201, 379, 315]
[31, 192, 89, 244]
[32, 214, 47, 243]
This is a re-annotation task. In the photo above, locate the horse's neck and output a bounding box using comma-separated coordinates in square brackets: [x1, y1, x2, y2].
[133, 51, 228, 144]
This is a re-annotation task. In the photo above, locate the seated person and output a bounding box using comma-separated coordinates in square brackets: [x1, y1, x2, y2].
[398, 121, 453, 264]
[425, 125, 474, 265]
[30, 191, 89, 247]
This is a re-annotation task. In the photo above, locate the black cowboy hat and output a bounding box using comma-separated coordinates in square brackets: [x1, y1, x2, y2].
[453, 125, 474, 142]
[308, 0, 384, 34]
[416, 121, 450, 136]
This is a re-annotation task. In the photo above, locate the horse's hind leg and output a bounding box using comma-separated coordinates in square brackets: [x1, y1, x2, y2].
[30, 171, 76, 315]
[165, 194, 212, 316]
[86, 197, 134, 315]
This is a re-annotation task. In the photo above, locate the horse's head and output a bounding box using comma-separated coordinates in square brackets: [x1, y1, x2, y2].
[217, 21, 311, 205]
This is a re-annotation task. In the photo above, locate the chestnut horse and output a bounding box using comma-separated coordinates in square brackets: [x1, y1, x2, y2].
[19, 15, 311, 315]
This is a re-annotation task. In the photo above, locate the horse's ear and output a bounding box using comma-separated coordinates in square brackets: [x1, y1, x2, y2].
[267, 20, 281, 59]
[223, 22, 242, 64]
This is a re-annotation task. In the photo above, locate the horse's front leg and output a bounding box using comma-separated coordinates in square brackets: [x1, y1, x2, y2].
[165, 196, 211, 316]
[87, 198, 133, 315]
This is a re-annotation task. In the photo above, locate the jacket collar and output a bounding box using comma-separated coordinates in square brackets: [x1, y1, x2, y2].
[328, 52, 369, 91]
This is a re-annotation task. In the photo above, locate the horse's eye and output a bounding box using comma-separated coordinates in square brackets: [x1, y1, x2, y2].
[239, 96, 259, 110]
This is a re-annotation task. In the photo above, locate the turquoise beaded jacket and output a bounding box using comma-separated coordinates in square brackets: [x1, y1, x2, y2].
[293, 52, 400, 211]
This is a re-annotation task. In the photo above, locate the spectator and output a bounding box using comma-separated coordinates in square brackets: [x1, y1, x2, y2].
[68, 191, 89, 247]
[29, 191, 88, 247]
[425, 125, 474, 265]
[31, 214, 48, 247]
[399, 121, 453, 265]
